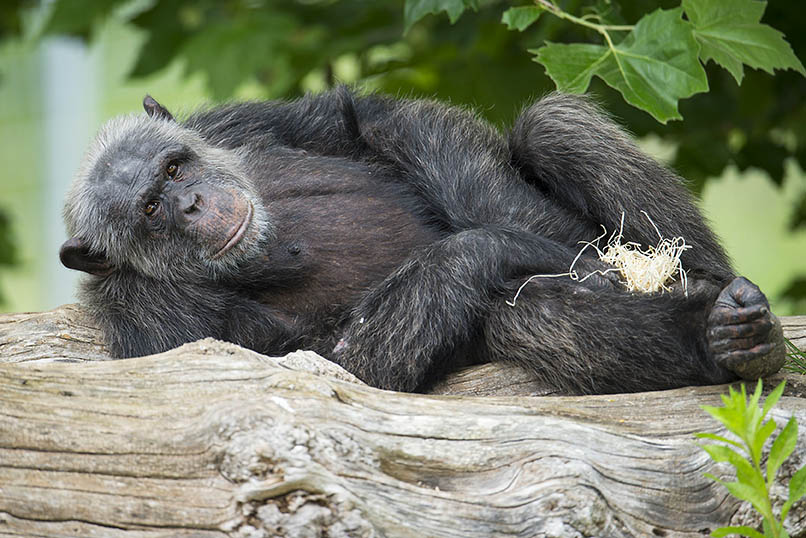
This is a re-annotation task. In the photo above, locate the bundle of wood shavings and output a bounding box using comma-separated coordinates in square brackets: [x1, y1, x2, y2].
[587, 211, 690, 294]
[596, 234, 689, 293]
[507, 212, 689, 307]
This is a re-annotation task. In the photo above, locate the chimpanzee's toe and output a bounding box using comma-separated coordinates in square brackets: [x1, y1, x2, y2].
[707, 277, 785, 379]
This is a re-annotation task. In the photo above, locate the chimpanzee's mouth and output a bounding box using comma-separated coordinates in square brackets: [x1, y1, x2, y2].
[212, 202, 253, 260]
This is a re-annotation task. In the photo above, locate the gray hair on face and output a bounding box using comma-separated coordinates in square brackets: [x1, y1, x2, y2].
[64, 114, 272, 280]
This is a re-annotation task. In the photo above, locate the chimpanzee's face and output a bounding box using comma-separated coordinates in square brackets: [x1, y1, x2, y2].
[61, 113, 271, 281]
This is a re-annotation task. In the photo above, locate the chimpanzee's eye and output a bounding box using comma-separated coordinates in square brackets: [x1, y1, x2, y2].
[144, 200, 160, 216]
[165, 161, 180, 180]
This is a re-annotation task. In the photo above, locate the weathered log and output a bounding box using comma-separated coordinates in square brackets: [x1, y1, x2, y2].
[4, 305, 804, 397]
[1, 306, 805, 537]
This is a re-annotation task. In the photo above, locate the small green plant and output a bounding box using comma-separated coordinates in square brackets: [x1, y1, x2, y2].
[783, 339, 806, 375]
[697, 380, 806, 538]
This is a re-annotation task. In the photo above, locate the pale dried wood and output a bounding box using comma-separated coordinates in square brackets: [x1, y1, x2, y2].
[0, 307, 805, 537]
[784, 314, 806, 350]
[0, 304, 108, 363]
[5, 306, 802, 397]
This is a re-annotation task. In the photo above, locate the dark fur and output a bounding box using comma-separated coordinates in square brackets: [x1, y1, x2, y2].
[61, 87, 783, 394]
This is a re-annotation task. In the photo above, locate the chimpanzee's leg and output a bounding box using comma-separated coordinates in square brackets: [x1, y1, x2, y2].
[482, 276, 783, 395]
[508, 93, 733, 279]
[485, 278, 719, 394]
[506, 93, 784, 389]
[353, 93, 604, 242]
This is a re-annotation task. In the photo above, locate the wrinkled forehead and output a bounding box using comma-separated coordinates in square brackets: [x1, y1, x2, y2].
[82, 115, 188, 184]
[72, 116, 197, 207]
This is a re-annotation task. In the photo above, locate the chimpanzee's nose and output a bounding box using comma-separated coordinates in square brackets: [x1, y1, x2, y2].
[181, 192, 203, 214]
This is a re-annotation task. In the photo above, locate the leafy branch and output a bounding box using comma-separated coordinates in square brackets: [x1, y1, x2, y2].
[406, 0, 805, 123]
[698, 380, 806, 538]
[516, 0, 635, 36]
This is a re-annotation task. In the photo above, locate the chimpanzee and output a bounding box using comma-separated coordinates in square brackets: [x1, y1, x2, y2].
[59, 87, 785, 394]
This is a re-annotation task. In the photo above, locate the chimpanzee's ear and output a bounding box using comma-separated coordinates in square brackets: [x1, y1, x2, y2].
[143, 95, 175, 122]
[59, 237, 115, 276]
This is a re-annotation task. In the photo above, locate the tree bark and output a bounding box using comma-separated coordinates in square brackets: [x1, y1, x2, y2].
[1, 306, 805, 537]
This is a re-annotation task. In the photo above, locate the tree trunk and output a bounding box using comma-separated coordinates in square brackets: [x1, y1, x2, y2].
[1, 306, 805, 537]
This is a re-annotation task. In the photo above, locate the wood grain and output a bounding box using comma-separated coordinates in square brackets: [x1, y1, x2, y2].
[1, 307, 805, 537]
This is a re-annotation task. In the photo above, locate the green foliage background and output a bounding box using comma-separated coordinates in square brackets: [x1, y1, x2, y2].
[18, 0, 806, 187]
[0, 0, 804, 311]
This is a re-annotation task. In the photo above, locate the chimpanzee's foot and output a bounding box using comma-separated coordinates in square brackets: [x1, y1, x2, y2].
[707, 276, 785, 379]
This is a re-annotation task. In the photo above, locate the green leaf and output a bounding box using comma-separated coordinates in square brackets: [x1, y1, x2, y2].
[711, 526, 766, 538]
[702, 404, 746, 439]
[682, 0, 806, 85]
[128, 2, 190, 79]
[534, 8, 708, 123]
[533, 42, 609, 94]
[403, 0, 478, 34]
[501, 6, 543, 32]
[749, 379, 763, 409]
[722, 481, 772, 519]
[582, 0, 625, 28]
[790, 464, 806, 504]
[767, 417, 797, 485]
[762, 381, 786, 418]
[744, 380, 764, 445]
[695, 432, 743, 450]
[0, 209, 17, 267]
[701, 444, 763, 490]
[599, 8, 708, 123]
[750, 419, 776, 468]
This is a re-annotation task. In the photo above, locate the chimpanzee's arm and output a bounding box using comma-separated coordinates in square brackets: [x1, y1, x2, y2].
[184, 86, 376, 159]
[335, 228, 781, 394]
[82, 270, 303, 359]
[333, 227, 617, 392]
[354, 91, 732, 284]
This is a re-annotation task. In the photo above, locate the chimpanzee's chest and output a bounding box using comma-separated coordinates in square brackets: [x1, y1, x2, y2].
[254, 156, 439, 319]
